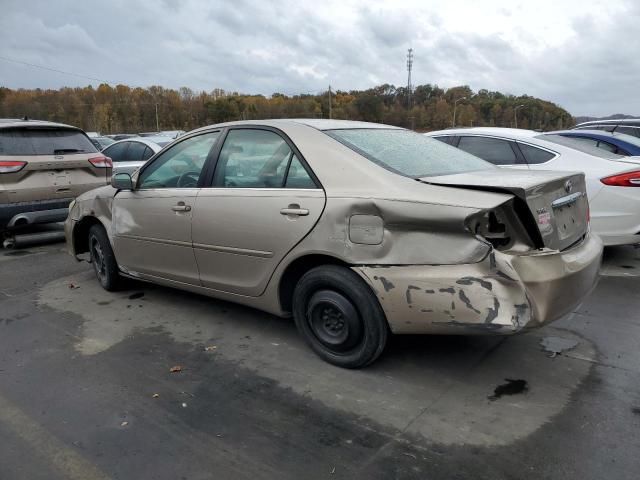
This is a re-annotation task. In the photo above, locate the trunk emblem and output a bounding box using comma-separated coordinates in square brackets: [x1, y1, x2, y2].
[564, 180, 573, 193]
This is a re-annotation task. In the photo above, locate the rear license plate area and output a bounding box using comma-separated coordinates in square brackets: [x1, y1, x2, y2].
[553, 202, 578, 240]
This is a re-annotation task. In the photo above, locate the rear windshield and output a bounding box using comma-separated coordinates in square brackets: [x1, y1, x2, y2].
[536, 134, 623, 160]
[0, 128, 98, 155]
[325, 129, 494, 177]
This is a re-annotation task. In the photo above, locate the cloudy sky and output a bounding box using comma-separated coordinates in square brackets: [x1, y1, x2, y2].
[0, 0, 637, 116]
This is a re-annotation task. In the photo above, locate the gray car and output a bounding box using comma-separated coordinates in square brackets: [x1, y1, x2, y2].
[102, 137, 172, 175]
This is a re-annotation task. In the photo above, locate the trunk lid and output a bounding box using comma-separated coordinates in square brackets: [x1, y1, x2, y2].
[0, 127, 111, 204]
[420, 169, 589, 251]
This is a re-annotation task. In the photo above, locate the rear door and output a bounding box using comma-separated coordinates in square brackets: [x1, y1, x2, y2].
[192, 127, 325, 296]
[0, 127, 110, 204]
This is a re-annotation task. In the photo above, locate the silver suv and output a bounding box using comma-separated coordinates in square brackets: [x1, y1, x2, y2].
[0, 119, 112, 233]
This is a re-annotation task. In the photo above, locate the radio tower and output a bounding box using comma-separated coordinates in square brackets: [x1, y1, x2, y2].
[406, 48, 414, 109]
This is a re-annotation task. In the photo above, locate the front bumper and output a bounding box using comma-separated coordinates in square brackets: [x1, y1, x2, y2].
[354, 233, 603, 335]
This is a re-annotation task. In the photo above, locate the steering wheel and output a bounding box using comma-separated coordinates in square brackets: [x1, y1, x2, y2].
[176, 171, 200, 188]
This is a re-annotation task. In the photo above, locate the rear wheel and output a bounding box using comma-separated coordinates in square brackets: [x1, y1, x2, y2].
[88, 224, 121, 291]
[292, 265, 388, 368]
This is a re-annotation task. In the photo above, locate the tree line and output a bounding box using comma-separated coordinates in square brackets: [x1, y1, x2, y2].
[0, 83, 573, 134]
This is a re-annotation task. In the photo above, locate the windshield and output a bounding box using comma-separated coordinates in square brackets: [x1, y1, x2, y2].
[325, 128, 494, 177]
[537, 134, 623, 159]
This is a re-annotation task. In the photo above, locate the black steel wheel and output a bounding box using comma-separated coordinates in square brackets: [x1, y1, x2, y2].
[293, 265, 388, 368]
[88, 224, 121, 291]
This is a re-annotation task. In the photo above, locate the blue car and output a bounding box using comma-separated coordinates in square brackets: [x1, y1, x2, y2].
[544, 129, 640, 156]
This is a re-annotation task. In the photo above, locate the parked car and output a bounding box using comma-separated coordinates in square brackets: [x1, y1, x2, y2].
[90, 136, 116, 151]
[0, 119, 112, 233]
[66, 120, 601, 367]
[107, 134, 140, 141]
[426, 127, 640, 246]
[159, 130, 185, 139]
[545, 129, 640, 156]
[573, 118, 640, 138]
[140, 131, 185, 139]
[101, 137, 172, 174]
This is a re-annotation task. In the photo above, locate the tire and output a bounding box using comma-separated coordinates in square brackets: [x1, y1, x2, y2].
[292, 265, 388, 368]
[88, 224, 121, 291]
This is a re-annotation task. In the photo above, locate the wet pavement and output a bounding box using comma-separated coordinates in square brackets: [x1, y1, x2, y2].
[1, 233, 639, 479]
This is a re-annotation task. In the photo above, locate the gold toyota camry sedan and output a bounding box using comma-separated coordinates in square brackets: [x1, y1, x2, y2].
[65, 119, 602, 368]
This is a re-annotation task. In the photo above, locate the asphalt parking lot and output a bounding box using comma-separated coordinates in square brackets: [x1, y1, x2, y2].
[1, 230, 639, 479]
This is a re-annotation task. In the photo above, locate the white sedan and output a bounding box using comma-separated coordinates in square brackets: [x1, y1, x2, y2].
[425, 127, 640, 246]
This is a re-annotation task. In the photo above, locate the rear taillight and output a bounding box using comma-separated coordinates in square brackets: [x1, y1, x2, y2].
[0, 160, 27, 173]
[88, 156, 112, 168]
[600, 171, 640, 187]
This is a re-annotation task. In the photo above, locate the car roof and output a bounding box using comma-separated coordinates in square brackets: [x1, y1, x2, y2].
[189, 118, 403, 134]
[0, 118, 83, 131]
[425, 127, 539, 139]
[105, 137, 167, 150]
[575, 118, 640, 127]
[548, 129, 619, 138]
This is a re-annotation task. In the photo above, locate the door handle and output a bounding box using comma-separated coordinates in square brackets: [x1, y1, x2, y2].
[280, 207, 309, 216]
[172, 203, 191, 212]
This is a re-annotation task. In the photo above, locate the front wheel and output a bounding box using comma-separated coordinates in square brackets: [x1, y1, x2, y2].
[88, 224, 121, 291]
[292, 265, 388, 368]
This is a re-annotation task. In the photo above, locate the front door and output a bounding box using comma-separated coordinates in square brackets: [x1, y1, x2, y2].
[112, 131, 221, 284]
[192, 128, 325, 296]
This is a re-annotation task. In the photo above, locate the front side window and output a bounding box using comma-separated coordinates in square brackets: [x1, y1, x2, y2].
[326, 129, 493, 177]
[138, 132, 219, 189]
[214, 129, 313, 188]
[517, 142, 556, 164]
[457, 136, 519, 165]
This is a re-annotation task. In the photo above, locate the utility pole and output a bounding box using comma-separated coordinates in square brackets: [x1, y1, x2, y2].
[406, 48, 413, 109]
[453, 96, 467, 127]
[155, 103, 159, 131]
[514, 104, 525, 129]
[328, 85, 332, 119]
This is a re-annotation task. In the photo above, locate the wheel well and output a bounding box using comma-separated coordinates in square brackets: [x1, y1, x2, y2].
[73, 217, 105, 255]
[279, 254, 349, 314]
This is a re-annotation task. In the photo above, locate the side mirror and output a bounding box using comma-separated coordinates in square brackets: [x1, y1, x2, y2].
[111, 172, 133, 190]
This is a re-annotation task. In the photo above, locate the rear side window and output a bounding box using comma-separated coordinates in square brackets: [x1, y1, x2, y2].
[103, 142, 128, 162]
[127, 142, 147, 161]
[616, 126, 640, 138]
[142, 146, 155, 160]
[536, 134, 623, 159]
[457, 136, 519, 165]
[517, 142, 556, 164]
[0, 128, 97, 155]
[433, 136, 453, 145]
[214, 129, 317, 188]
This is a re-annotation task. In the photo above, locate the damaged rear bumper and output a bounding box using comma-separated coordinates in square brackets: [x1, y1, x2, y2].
[354, 233, 602, 335]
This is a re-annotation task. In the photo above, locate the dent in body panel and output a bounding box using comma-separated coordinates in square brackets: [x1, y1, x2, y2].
[355, 252, 533, 335]
[299, 196, 494, 266]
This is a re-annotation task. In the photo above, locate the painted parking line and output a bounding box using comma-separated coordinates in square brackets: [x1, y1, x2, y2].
[0, 393, 112, 480]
